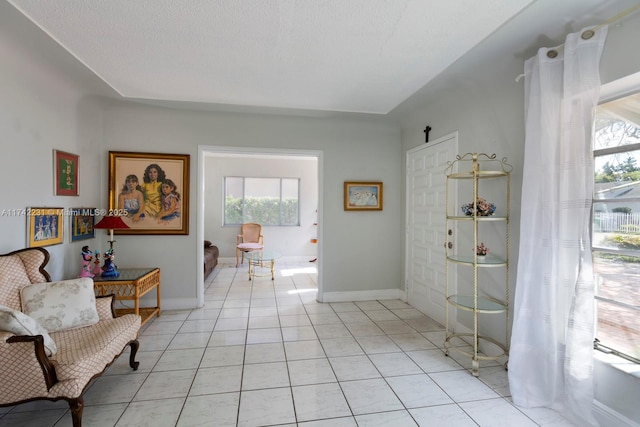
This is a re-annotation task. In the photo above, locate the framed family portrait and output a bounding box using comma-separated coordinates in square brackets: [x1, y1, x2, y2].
[344, 181, 383, 211]
[27, 207, 64, 248]
[54, 150, 79, 196]
[70, 208, 96, 241]
[108, 151, 190, 235]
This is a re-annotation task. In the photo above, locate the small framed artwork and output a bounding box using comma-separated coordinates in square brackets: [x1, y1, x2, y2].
[344, 181, 383, 211]
[70, 208, 96, 242]
[27, 207, 64, 248]
[109, 151, 190, 235]
[54, 150, 79, 196]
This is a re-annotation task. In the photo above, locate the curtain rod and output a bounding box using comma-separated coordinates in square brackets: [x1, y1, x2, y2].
[515, 3, 640, 82]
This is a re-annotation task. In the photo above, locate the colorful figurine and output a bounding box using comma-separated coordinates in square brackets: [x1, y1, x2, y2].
[92, 250, 102, 276]
[101, 248, 119, 278]
[79, 246, 94, 278]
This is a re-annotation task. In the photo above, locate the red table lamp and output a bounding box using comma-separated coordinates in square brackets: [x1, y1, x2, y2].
[94, 215, 130, 250]
[94, 215, 129, 278]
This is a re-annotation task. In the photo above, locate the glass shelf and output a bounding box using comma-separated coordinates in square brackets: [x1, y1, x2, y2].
[447, 295, 507, 313]
[447, 254, 506, 266]
[446, 170, 508, 179]
[447, 215, 507, 222]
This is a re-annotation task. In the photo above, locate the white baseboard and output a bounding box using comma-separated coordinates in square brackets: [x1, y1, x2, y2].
[594, 400, 640, 427]
[319, 288, 403, 303]
[218, 256, 317, 265]
[148, 290, 406, 309]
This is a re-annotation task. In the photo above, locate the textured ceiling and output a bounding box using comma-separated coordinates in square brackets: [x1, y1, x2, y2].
[8, 0, 535, 114]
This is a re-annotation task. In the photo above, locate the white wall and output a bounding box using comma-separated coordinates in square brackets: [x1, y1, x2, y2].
[393, 4, 640, 423]
[99, 102, 402, 305]
[2, 0, 638, 422]
[395, 28, 526, 352]
[0, 0, 403, 309]
[204, 155, 318, 258]
[0, 3, 106, 280]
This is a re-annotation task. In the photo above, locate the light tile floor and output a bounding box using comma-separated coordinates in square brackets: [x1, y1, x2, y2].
[0, 260, 577, 426]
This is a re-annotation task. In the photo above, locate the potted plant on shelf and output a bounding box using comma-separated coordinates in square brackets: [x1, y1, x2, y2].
[461, 197, 496, 216]
[476, 243, 489, 260]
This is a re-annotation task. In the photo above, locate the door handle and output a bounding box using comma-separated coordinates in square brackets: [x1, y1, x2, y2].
[447, 229, 453, 249]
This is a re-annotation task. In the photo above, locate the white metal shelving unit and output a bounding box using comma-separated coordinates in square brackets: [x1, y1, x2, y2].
[444, 152, 512, 376]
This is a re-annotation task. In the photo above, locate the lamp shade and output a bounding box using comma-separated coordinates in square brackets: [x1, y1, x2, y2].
[94, 216, 130, 230]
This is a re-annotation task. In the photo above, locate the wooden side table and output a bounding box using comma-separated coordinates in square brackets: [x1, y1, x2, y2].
[93, 267, 161, 326]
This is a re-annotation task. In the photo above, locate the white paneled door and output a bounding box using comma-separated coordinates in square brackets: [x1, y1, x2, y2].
[405, 132, 457, 325]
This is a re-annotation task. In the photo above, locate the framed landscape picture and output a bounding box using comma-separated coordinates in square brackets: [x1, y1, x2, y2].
[70, 208, 96, 241]
[27, 207, 64, 248]
[344, 181, 383, 211]
[108, 151, 190, 235]
[54, 150, 79, 196]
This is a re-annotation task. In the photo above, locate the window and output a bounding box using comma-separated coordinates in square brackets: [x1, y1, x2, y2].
[592, 92, 640, 363]
[224, 177, 300, 226]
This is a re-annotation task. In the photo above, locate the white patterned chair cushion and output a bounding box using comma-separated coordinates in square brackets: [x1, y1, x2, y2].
[0, 304, 57, 356]
[49, 314, 140, 387]
[20, 278, 99, 332]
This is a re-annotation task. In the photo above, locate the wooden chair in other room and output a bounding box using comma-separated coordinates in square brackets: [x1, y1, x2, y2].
[236, 223, 264, 267]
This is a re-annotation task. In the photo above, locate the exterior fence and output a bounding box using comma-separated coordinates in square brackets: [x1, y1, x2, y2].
[594, 212, 640, 233]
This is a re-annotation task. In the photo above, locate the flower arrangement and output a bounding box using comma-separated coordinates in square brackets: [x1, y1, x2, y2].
[461, 197, 496, 216]
[476, 243, 489, 257]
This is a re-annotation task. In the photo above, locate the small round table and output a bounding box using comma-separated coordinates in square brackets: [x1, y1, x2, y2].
[246, 251, 280, 281]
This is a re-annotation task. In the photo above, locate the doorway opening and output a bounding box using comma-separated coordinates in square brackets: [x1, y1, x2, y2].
[197, 146, 323, 307]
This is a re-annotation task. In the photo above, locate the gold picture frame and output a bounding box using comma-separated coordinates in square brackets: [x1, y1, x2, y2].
[27, 207, 64, 247]
[344, 181, 383, 211]
[109, 151, 190, 235]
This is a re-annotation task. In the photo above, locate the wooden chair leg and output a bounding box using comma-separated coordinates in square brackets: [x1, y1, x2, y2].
[129, 340, 140, 370]
[69, 397, 84, 427]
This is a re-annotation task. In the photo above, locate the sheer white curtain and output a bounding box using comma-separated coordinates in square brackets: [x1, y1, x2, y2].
[508, 26, 608, 426]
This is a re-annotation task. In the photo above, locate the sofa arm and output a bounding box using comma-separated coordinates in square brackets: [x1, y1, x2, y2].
[0, 332, 58, 403]
[96, 294, 116, 320]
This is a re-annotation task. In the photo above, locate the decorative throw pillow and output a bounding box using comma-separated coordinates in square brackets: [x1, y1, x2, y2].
[20, 278, 99, 332]
[0, 304, 57, 356]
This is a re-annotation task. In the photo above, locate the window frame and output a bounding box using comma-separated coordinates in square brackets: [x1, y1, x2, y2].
[223, 176, 301, 226]
[591, 93, 640, 365]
